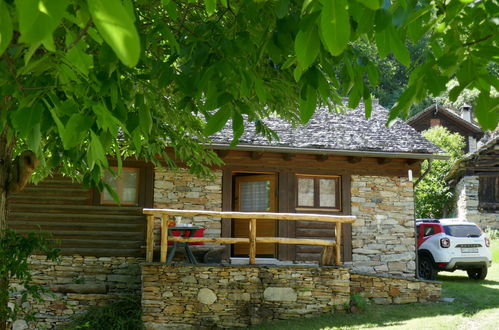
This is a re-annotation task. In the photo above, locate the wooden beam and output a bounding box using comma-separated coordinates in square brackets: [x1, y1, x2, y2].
[160, 215, 169, 263]
[251, 151, 263, 160]
[216, 150, 229, 158]
[406, 159, 418, 165]
[249, 218, 257, 265]
[316, 154, 329, 162]
[143, 208, 356, 223]
[146, 215, 154, 262]
[377, 158, 392, 165]
[347, 156, 362, 164]
[282, 153, 295, 161]
[335, 223, 342, 265]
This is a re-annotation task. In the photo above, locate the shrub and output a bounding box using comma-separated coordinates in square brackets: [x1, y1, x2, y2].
[64, 296, 143, 330]
[0, 229, 59, 326]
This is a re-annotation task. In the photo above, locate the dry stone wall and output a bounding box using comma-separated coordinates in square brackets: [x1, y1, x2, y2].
[350, 175, 416, 277]
[9, 255, 142, 329]
[141, 264, 351, 329]
[350, 272, 441, 304]
[153, 168, 222, 248]
[456, 176, 499, 230]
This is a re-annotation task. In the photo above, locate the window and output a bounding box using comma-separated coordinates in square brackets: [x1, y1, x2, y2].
[424, 226, 435, 237]
[479, 176, 499, 210]
[296, 175, 341, 211]
[101, 167, 140, 205]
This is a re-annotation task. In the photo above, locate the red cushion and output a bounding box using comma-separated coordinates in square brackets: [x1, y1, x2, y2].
[165, 227, 205, 245]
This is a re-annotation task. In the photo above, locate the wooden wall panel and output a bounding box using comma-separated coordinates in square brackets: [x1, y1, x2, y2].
[7, 174, 148, 257]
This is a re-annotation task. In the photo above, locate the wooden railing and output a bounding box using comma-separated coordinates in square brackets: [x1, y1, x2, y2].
[143, 208, 356, 265]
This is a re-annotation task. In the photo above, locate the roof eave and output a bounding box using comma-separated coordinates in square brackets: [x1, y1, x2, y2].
[207, 144, 449, 160]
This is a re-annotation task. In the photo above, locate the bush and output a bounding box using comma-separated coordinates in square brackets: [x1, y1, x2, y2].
[0, 229, 59, 325]
[64, 296, 143, 330]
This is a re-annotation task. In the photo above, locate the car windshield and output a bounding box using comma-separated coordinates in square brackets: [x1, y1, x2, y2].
[443, 225, 481, 237]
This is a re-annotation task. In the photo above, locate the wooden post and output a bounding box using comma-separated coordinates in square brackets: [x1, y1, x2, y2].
[335, 223, 342, 265]
[160, 215, 169, 263]
[249, 218, 257, 265]
[146, 215, 155, 262]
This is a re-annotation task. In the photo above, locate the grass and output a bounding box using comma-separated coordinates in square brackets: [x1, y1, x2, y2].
[250, 240, 499, 330]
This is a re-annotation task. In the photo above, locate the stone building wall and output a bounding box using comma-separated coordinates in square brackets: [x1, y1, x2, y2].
[10, 255, 142, 329]
[456, 175, 499, 230]
[349, 175, 416, 278]
[141, 264, 351, 329]
[350, 272, 441, 304]
[153, 168, 223, 239]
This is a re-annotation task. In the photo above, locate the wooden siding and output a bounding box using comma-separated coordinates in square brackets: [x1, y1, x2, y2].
[7, 170, 152, 257]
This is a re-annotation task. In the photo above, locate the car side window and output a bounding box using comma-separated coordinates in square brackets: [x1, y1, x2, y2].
[424, 226, 435, 237]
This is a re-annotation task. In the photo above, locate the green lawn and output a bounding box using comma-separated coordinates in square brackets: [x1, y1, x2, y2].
[250, 241, 499, 330]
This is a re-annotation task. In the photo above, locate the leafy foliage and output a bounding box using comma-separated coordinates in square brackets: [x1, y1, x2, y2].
[64, 296, 143, 330]
[0, 230, 59, 323]
[0, 0, 497, 189]
[415, 126, 465, 218]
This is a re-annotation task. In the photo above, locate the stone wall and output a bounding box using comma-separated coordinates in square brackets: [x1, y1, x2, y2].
[10, 255, 142, 329]
[141, 264, 351, 329]
[350, 272, 441, 304]
[350, 175, 416, 277]
[456, 175, 499, 230]
[153, 168, 223, 242]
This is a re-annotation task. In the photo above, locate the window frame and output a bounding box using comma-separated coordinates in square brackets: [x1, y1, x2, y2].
[100, 166, 141, 206]
[295, 174, 341, 212]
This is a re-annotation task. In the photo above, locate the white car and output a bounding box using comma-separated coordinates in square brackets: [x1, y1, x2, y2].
[416, 218, 492, 280]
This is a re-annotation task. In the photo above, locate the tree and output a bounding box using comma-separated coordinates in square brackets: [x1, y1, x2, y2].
[415, 126, 465, 218]
[0, 1, 498, 326]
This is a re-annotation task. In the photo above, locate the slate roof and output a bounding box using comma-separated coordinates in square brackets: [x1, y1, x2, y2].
[210, 102, 442, 156]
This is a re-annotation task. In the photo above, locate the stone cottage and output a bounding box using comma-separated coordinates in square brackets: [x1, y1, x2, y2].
[448, 132, 499, 230]
[6, 102, 443, 327]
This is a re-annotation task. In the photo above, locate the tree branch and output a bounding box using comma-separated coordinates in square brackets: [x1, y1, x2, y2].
[66, 19, 93, 50]
[464, 34, 493, 47]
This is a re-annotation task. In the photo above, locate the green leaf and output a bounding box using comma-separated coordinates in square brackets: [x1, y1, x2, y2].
[204, 0, 216, 16]
[299, 85, 317, 124]
[17, 0, 70, 45]
[366, 61, 379, 86]
[294, 21, 320, 76]
[204, 107, 231, 136]
[10, 104, 44, 138]
[363, 90, 372, 119]
[138, 106, 153, 135]
[375, 29, 390, 58]
[320, 0, 350, 56]
[387, 26, 410, 66]
[357, 0, 382, 10]
[275, 0, 290, 19]
[132, 128, 142, 154]
[475, 92, 499, 131]
[88, 0, 141, 67]
[66, 44, 93, 76]
[231, 110, 244, 147]
[62, 113, 93, 149]
[87, 131, 108, 170]
[0, 1, 13, 56]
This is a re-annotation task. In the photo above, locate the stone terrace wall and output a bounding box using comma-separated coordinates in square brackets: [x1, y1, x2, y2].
[10, 256, 142, 329]
[153, 168, 223, 244]
[141, 264, 350, 329]
[457, 175, 499, 230]
[350, 272, 441, 304]
[350, 175, 416, 277]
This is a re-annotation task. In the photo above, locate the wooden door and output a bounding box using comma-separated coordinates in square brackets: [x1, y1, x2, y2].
[233, 174, 277, 257]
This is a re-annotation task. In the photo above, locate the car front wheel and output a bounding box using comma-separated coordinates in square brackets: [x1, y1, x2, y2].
[418, 255, 438, 280]
[467, 267, 487, 280]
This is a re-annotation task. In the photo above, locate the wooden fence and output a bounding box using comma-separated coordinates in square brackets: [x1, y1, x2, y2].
[143, 208, 356, 265]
